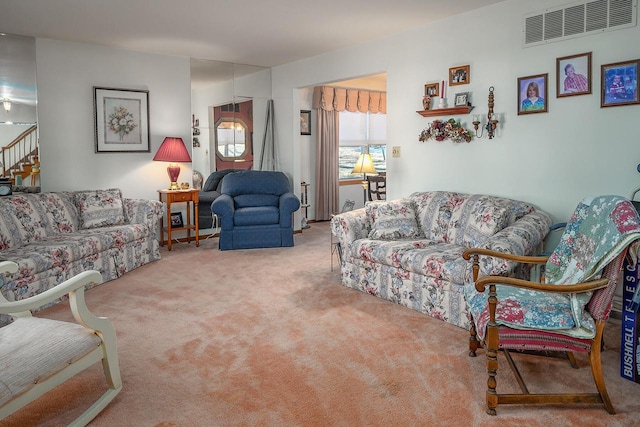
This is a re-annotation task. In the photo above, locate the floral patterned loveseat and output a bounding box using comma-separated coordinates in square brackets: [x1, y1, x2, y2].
[331, 191, 552, 329]
[0, 189, 163, 325]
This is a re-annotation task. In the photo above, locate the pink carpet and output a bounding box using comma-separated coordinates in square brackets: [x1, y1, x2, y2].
[3, 222, 640, 426]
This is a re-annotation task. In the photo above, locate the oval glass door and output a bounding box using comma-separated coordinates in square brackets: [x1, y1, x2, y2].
[213, 100, 253, 170]
[215, 119, 247, 159]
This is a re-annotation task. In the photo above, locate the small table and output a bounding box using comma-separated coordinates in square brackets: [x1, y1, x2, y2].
[158, 189, 199, 251]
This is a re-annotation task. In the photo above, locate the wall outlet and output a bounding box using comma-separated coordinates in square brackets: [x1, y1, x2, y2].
[392, 146, 401, 158]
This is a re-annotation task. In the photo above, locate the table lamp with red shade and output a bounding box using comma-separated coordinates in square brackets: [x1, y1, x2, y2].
[153, 137, 192, 190]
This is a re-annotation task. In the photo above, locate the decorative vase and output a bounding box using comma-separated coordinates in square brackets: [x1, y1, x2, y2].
[422, 96, 431, 110]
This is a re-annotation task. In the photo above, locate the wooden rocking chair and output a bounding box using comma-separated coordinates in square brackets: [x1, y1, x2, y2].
[463, 195, 640, 415]
[0, 261, 122, 426]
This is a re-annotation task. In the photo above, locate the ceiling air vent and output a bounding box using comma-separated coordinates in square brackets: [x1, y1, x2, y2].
[523, 0, 637, 47]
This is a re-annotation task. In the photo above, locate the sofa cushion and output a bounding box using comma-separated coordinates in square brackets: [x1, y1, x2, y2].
[74, 189, 125, 229]
[35, 192, 79, 234]
[0, 223, 152, 277]
[446, 195, 510, 247]
[353, 238, 470, 283]
[366, 198, 422, 240]
[505, 200, 535, 226]
[234, 206, 279, 226]
[353, 238, 436, 268]
[410, 191, 459, 243]
[234, 194, 280, 208]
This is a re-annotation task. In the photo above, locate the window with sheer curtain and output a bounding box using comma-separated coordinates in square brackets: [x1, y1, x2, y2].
[339, 110, 387, 180]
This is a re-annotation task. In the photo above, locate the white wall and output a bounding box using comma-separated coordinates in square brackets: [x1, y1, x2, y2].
[30, 0, 640, 238]
[36, 38, 191, 200]
[273, 0, 640, 232]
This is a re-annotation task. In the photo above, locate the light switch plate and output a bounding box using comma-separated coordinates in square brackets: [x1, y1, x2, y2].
[392, 146, 401, 158]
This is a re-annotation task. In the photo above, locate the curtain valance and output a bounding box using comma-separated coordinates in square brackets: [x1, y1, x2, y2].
[312, 86, 386, 114]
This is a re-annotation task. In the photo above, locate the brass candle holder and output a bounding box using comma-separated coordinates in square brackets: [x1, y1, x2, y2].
[472, 86, 499, 139]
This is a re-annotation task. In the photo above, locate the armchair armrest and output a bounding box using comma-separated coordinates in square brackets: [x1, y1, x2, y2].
[463, 248, 549, 264]
[279, 192, 301, 227]
[464, 247, 608, 294]
[474, 274, 609, 294]
[331, 208, 370, 262]
[212, 195, 235, 230]
[463, 247, 549, 283]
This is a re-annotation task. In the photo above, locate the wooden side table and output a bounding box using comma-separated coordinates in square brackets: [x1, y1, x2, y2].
[158, 189, 199, 251]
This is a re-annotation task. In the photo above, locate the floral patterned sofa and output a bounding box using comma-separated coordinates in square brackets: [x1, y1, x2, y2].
[331, 191, 552, 329]
[0, 189, 163, 325]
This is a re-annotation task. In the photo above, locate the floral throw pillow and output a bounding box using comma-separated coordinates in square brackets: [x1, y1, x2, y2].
[74, 189, 125, 229]
[367, 198, 422, 240]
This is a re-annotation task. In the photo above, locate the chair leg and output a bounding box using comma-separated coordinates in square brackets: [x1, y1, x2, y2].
[485, 285, 499, 415]
[590, 321, 615, 414]
[469, 315, 480, 357]
[567, 351, 579, 369]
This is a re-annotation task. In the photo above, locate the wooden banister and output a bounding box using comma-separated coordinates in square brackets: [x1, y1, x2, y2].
[1, 125, 38, 178]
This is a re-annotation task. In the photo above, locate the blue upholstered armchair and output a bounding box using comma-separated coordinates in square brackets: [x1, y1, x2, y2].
[211, 170, 300, 250]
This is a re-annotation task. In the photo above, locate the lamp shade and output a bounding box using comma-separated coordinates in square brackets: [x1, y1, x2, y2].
[352, 153, 377, 175]
[153, 137, 191, 163]
[153, 137, 191, 190]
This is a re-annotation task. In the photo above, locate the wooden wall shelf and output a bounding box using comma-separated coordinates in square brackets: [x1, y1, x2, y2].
[416, 106, 474, 117]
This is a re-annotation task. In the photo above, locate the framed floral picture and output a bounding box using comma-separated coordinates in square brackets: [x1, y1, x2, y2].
[601, 59, 639, 108]
[94, 87, 150, 153]
[556, 52, 592, 97]
[517, 73, 548, 115]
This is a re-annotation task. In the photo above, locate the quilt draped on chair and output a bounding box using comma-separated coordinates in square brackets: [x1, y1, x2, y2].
[466, 195, 640, 340]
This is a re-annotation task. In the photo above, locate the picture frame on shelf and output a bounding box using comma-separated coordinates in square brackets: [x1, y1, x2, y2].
[601, 59, 639, 108]
[517, 73, 548, 115]
[557, 52, 592, 97]
[170, 212, 184, 228]
[300, 110, 311, 135]
[424, 83, 439, 97]
[449, 65, 470, 86]
[454, 92, 469, 107]
[94, 87, 150, 153]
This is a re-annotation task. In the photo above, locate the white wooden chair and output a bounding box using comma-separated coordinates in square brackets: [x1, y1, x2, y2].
[0, 261, 122, 426]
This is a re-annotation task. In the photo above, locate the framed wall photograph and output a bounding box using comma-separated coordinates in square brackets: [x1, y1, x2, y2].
[601, 59, 639, 108]
[300, 110, 311, 135]
[517, 73, 548, 115]
[424, 83, 439, 97]
[449, 65, 470, 86]
[170, 212, 184, 228]
[94, 87, 150, 153]
[454, 92, 469, 107]
[557, 52, 592, 97]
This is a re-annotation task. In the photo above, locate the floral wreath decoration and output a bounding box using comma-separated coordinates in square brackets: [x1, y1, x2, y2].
[419, 118, 474, 143]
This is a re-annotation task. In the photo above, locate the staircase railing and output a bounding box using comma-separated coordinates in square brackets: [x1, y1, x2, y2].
[1, 125, 38, 178]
